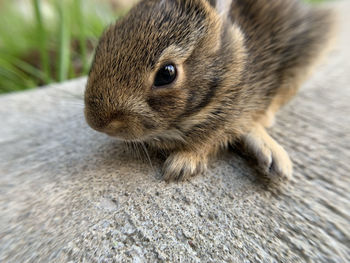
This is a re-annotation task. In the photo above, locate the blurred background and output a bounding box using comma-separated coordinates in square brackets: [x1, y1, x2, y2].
[0, 0, 325, 94]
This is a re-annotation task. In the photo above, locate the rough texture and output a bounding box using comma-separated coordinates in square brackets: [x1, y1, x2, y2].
[1, 2, 349, 262]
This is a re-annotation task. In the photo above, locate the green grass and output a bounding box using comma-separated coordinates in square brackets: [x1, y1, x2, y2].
[0, 0, 122, 93]
[0, 0, 328, 94]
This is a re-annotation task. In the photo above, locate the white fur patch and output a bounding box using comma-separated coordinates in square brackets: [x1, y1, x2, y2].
[216, 0, 233, 17]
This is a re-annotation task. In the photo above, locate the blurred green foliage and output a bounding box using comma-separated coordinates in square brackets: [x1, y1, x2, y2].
[0, 0, 327, 94]
[0, 0, 122, 93]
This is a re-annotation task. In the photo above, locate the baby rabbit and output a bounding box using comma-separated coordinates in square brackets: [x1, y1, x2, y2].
[84, 0, 334, 181]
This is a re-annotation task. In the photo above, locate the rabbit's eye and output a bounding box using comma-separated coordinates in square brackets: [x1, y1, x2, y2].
[153, 64, 177, 87]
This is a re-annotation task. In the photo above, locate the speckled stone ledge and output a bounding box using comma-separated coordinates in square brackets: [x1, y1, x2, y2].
[1, 2, 349, 262]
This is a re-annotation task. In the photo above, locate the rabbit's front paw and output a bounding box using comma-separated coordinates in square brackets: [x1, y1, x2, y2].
[162, 151, 208, 181]
[242, 125, 293, 180]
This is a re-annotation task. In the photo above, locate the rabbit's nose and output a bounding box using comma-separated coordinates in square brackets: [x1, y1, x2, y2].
[103, 120, 126, 133]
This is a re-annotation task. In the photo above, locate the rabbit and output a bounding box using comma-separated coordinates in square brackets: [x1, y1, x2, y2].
[84, 0, 334, 181]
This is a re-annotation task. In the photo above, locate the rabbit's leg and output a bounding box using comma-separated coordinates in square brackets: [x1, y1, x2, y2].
[241, 123, 292, 179]
[257, 80, 300, 128]
[256, 109, 276, 128]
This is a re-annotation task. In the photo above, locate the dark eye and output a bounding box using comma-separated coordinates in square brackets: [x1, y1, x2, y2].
[153, 64, 177, 87]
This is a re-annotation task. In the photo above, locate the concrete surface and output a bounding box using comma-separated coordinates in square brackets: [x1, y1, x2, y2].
[1, 1, 349, 263]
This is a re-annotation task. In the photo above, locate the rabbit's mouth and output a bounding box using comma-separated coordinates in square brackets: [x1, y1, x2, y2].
[100, 118, 185, 145]
[142, 129, 186, 145]
[104, 128, 154, 142]
[104, 130, 141, 141]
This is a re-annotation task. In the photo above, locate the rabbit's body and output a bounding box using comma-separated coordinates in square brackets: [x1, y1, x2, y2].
[85, 0, 334, 181]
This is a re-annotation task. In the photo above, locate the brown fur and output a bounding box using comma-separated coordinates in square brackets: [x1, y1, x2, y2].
[84, 0, 334, 181]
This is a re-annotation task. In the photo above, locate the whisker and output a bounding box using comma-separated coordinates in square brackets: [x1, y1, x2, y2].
[132, 141, 142, 162]
[57, 89, 84, 101]
[63, 102, 85, 108]
[140, 141, 155, 173]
